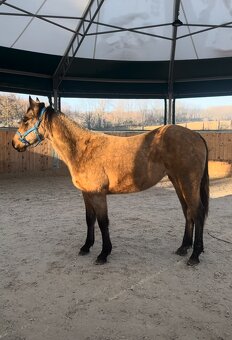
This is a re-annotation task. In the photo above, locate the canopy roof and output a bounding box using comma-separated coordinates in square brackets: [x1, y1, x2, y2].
[0, 0, 232, 99]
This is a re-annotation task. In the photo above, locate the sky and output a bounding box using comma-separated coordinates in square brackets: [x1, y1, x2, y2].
[178, 96, 232, 109]
[2, 92, 232, 113]
[59, 95, 232, 112]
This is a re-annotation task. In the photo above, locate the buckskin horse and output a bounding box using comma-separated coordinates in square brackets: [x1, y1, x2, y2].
[12, 97, 209, 266]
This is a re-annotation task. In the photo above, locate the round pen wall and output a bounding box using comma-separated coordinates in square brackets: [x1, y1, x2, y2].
[0, 128, 231, 178]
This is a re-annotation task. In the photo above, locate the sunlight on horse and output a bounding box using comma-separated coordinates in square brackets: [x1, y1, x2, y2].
[12, 97, 209, 266]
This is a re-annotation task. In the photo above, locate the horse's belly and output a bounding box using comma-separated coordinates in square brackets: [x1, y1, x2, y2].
[108, 162, 166, 194]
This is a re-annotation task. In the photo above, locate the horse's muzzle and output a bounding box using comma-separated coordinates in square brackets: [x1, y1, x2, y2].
[12, 140, 27, 152]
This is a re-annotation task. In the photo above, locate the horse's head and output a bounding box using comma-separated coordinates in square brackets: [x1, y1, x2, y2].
[12, 96, 47, 152]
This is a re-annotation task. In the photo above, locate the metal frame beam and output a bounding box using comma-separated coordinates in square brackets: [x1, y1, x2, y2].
[1, 8, 231, 44]
[2, 10, 232, 32]
[0, 11, 172, 41]
[85, 22, 172, 40]
[178, 20, 232, 39]
[2, 2, 76, 34]
[180, 3, 198, 59]
[53, 0, 105, 90]
[1, 9, 232, 29]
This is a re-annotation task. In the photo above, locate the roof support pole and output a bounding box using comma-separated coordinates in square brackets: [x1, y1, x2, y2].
[52, 89, 61, 111]
[52, 89, 60, 169]
[167, 0, 182, 124]
[164, 98, 167, 125]
[172, 98, 176, 124]
[53, 89, 59, 111]
[53, 0, 105, 91]
[168, 95, 172, 125]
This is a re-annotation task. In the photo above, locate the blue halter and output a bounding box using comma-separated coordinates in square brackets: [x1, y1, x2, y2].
[16, 107, 46, 147]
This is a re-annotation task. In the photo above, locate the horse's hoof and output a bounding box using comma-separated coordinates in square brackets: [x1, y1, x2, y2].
[79, 249, 90, 256]
[95, 257, 107, 265]
[176, 246, 188, 256]
[187, 257, 200, 266]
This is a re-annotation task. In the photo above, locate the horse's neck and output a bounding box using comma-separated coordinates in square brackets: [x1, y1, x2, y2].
[47, 113, 90, 171]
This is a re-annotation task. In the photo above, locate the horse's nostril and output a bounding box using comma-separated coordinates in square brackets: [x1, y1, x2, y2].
[12, 140, 25, 152]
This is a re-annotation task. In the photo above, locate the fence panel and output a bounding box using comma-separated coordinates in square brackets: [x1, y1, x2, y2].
[201, 132, 232, 162]
[0, 128, 231, 176]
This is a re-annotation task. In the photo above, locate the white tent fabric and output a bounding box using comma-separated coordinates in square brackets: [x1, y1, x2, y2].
[0, 0, 232, 61]
[0, 0, 232, 104]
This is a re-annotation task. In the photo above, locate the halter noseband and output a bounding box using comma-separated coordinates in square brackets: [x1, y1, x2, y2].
[16, 107, 46, 147]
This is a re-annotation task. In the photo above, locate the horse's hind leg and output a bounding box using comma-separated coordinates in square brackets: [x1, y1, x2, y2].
[187, 202, 205, 266]
[79, 192, 96, 255]
[169, 176, 194, 256]
[176, 180, 206, 266]
[176, 212, 194, 256]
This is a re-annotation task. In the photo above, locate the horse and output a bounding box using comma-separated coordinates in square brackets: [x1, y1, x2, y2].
[12, 97, 209, 266]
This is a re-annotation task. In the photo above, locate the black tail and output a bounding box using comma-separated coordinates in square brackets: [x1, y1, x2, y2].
[200, 136, 209, 221]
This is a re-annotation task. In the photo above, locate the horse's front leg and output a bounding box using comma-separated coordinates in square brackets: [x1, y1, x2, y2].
[79, 192, 96, 255]
[87, 192, 112, 264]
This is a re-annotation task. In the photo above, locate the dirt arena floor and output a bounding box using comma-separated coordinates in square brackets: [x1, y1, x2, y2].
[0, 175, 232, 340]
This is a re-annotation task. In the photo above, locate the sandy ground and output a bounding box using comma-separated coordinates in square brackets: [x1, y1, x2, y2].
[0, 175, 232, 340]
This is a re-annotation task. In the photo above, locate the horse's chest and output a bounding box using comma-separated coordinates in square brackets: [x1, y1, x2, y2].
[72, 170, 109, 193]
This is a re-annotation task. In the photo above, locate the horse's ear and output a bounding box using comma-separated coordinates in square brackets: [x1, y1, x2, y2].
[36, 97, 40, 103]
[29, 96, 39, 109]
[29, 96, 36, 107]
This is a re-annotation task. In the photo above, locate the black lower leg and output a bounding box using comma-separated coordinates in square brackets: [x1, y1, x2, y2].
[170, 179, 194, 257]
[176, 221, 194, 256]
[96, 215, 112, 264]
[79, 209, 96, 255]
[187, 215, 204, 266]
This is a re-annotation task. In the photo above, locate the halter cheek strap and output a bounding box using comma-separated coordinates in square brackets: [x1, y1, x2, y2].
[16, 107, 46, 147]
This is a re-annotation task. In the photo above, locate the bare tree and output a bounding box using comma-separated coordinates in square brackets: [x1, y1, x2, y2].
[0, 94, 26, 127]
[83, 111, 95, 129]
